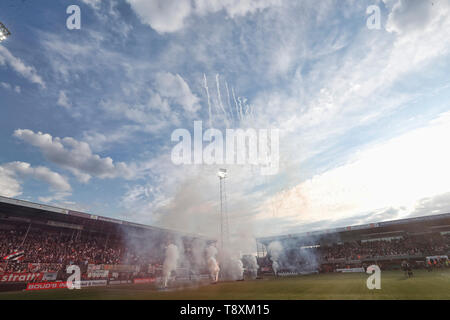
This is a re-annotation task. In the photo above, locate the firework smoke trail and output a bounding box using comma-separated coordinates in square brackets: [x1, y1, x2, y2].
[203, 74, 213, 128]
[243, 98, 250, 117]
[216, 74, 230, 128]
[247, 101, 255, 120]
[232, 87, 241, 122]
[248, 103, 256, 122]
[243, 99, 254, 121]
[202, 74, 255, 127]
[163, 244, 179, 287]
[225, 80, 234, 123]
[238, 97, 245, 121]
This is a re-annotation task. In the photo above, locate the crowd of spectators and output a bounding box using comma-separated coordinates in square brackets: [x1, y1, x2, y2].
[0, 227, 187, 274]
[0, 228, 159, 273]
[320, 234, 449, 261]
[2, 225, 449, 274]
[256, 234, 450, 273]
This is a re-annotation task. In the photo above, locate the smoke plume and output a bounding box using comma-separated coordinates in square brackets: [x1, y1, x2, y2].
[163, 244, 179, 287]
[218, 247, 244, 281]
[268, 241, 283, 275]
[206, 245, 220, 282]
[243, 255, 259, 279]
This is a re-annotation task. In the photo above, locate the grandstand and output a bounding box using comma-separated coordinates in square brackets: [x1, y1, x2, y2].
[1, 194, 449, 297]
[0, 196, 214, 291]
[257, 213, 450, 274]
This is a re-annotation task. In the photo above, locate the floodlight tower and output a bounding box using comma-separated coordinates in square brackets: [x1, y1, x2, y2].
[217, 168, 230, 250]
[0, 22, 11, 43]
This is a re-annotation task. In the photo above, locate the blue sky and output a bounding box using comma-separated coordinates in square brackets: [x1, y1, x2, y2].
[1, 0, 450, 238]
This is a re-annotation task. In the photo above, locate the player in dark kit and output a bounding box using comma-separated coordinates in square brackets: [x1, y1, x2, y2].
[401, 260, 413, 277]
[401, 260, 407, 276]
[406, 262, 413, 277]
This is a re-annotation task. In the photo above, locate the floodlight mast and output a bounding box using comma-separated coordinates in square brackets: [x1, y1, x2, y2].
[217, 169, 229, 250]
[0, 22, 11, 43]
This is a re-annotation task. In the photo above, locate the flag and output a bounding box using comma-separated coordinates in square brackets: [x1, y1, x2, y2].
[3, 251, 25, 261]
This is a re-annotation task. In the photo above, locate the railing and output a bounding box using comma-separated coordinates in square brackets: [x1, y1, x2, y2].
[320, 253, 429, 263]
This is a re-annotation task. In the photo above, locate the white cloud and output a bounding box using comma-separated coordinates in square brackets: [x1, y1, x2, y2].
[57, 90, 71, 109]
[125, 0, 281, 33]
[0, 161, 71, 199]
[104, 0, 450, 235]
[154, 72, 200, 114]
[408, 192, 450, 217]
[0, 82, 11, 90]
[81, 130, 133, 152]
[99, 72, 198, 133]
[256, 111, 450, 228]
[100, 99, 179, 133]
[81, 0, 102, 9]
[385, 0, 449, 34]
[0, 166, 22, 197]
[0, 46, 46, 88]
[248, 0, 450, 172]
[2, 161, 72, 192]
[194, 0, 282, 18]
[37, 192, 72, 204]
[7, 0, 449, 237]
[13, 129, 135, 183]
[0, 82, 22, 94]
[99, 1, 450, 237]
[125, 0, 192, 34]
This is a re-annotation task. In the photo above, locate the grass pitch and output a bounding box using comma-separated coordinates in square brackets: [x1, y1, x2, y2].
[1, 269, 449, 300]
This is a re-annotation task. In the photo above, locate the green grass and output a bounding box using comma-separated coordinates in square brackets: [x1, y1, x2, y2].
[1, 269, 449, 300]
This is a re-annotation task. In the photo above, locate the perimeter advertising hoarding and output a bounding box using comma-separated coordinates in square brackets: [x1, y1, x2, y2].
[0, 272, 44, 283]
[26, 281, 68, 291]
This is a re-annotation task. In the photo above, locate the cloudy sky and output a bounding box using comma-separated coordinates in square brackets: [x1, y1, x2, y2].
[0, 0, 449, 238]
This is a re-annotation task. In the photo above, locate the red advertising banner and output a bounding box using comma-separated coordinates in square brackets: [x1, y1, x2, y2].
[133, 278, 155, 284]
[26, 282, 68, 291]
[0, 272, 44, 283]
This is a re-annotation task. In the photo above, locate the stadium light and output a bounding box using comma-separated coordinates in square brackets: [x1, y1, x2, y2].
[0, 22, 11, 43]
[217, 168, 227, 179]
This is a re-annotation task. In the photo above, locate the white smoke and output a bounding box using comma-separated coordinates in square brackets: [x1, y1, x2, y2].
[266, 239, 320, 275]
[268, 241, 283, 275]
[206, 245, 220, 282]
[217, 247, 244, 281]
[245, 255, 259, 279]
[272, 260, 279, 275]
[163, 244, 179, 287]
[230, 258, 244, 280]
[191, 238, 207, 273]
[202, 74, 258, 128]
[203, 73, 213, 128]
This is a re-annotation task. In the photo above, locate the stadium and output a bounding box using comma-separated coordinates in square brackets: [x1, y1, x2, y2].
[1, 0, 450, 307]
[1, 195, 449, 300]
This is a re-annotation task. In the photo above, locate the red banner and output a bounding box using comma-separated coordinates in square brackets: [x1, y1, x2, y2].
[133, 278, 155, 284]
[26, 282, 68, 291]
[0, 272, 44, 283]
